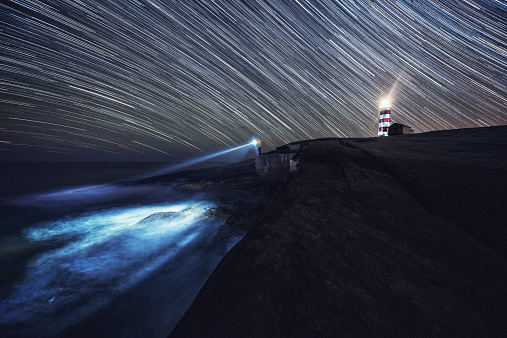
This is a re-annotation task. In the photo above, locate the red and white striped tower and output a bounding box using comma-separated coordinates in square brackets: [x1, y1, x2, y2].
[378, 103, 391, 136]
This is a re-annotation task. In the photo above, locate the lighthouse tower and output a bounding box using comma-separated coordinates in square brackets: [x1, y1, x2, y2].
[378, 103, 391, 136]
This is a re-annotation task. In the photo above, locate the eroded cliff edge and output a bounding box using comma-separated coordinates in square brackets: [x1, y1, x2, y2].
[170, 126, 507, 337]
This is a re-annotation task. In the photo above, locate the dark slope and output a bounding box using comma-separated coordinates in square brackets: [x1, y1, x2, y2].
[170, 126, 507, 337]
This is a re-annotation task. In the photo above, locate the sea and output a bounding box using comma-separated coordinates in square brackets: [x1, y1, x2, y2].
[0, 162, 239, 337]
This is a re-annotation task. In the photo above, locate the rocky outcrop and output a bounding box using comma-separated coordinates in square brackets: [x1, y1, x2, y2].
[134, 211, 178, 226]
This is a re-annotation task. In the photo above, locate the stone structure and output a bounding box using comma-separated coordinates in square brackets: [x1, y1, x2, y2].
[255, 143, 300, 182]
[388, 123, 414, 135]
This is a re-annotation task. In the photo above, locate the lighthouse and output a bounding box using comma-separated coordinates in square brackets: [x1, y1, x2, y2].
[378, 103, 391, 136]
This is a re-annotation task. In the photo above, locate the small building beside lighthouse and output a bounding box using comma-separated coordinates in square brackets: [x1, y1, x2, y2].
[388, 123, 414, 135]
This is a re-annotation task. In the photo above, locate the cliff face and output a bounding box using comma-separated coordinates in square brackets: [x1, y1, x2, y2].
[254, 143, 300, 182]
[170, 126, 507, 337]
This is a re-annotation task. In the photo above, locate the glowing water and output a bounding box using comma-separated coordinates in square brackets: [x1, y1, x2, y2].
[1, 144, 258, 335]
[0, 200, 227, 336]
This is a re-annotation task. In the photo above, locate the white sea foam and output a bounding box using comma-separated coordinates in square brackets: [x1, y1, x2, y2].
[0, 200, 225, 335]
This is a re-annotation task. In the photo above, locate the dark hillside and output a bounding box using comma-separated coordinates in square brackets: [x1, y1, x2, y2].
[348, 126, 507, 260]
[170, 126, 507, 337]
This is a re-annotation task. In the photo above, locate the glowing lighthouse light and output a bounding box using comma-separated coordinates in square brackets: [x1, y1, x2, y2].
[251, 139, 261, 155]
[378, 101, 391, 137]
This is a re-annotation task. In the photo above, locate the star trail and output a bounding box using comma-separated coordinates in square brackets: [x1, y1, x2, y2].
[1, 0, 506, 161]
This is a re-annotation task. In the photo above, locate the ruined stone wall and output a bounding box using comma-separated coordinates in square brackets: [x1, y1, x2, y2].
[255, 143, 300, 181]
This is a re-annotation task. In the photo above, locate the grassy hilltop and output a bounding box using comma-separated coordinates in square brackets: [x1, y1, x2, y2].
[170, 126, 507, 337]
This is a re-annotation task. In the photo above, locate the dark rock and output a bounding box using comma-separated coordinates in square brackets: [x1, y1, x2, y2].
[134, 212, 179, 226]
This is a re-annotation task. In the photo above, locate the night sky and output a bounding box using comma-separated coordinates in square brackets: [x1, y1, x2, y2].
[1, 1, 506, 161]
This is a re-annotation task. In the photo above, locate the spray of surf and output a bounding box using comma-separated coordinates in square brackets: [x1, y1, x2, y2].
[0, 200, 230, 336]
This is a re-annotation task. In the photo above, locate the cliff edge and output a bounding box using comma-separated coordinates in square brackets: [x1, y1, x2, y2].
[170, 126, 507, 337]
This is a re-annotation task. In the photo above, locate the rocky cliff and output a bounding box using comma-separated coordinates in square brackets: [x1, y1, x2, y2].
[170, 126, 507, 337]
